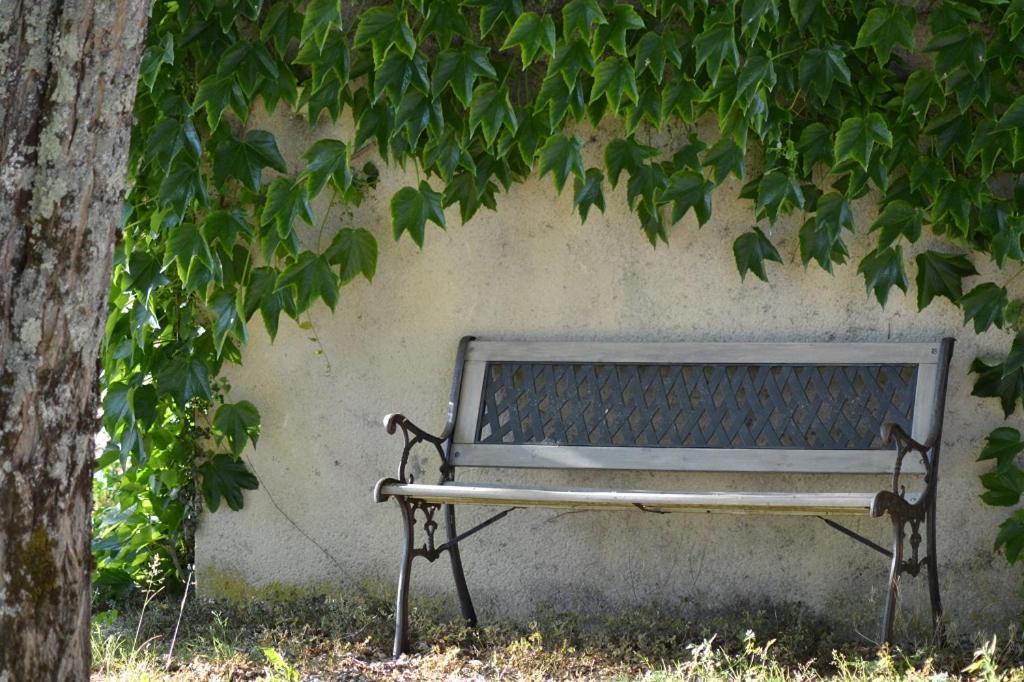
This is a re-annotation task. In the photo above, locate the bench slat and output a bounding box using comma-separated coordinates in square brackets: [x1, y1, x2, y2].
[465, 341, 942, 365]
[378, 482, 913, 515]
[450, 444, 926, 474]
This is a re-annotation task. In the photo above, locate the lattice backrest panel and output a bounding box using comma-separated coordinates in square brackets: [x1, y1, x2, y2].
[472, 362, 917, 450]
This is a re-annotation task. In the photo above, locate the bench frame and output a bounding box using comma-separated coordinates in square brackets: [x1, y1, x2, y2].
[374, 336, 955, 656]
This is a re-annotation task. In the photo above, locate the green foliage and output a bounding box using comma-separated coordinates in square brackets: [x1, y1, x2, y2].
[100, 0, 1024, 597]
[733, 228, 782, 282]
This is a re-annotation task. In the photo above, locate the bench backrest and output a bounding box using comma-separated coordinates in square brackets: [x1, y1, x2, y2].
[446, 339, 954, 475]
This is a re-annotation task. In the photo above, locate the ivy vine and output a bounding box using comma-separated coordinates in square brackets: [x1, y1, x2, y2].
[95, 0, 1024, 595]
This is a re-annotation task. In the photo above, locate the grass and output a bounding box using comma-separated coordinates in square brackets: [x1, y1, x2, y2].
[91, 585, 1024, 681]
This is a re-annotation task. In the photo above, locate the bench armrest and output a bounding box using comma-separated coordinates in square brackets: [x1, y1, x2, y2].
[880, 422, 932, 498]
[383, 413, 449, 483]
[384, 413, 445, 445]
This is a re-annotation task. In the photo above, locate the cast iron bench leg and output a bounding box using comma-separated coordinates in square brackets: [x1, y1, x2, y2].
[393, 500, 415, 657]
[445, 504, 478, 626]
[926, 498, 943, 643]
[880, 517, 905, 644]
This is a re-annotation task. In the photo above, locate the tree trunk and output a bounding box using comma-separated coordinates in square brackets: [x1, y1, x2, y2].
[0, 0, 148, 677]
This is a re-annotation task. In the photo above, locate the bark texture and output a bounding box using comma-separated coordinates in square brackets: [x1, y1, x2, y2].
[0, 0, 148, 677]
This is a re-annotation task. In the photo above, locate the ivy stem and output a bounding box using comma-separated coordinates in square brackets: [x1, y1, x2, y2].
[304, 311, 332, 373]
[315, 188, 339, 252]
[1006, 266, 1024, 287]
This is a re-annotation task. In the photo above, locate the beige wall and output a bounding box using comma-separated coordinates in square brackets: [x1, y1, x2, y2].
[197, 111, 1022, 638]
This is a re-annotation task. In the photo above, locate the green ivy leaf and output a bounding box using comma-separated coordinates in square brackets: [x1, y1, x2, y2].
[126, 251, 170, 300]
[733, 227, 782, 281]
[213, 130, 288, 192]
[469, 83, 517, 146]
[659, 171, 712, 226]
[354, 6, 416, 66]
[103, 382, 134, 433]
[857, 245, 909, 306]
[626, 162, 668, 211]
[443, 171, 496, 223]
[900, 71, 940, 125]
[391, 181, 446, 247]
[735, 54, 776, 102]
[799, 47, 851, 102]
[324, 228, 378, 284]
[199, 454, 259, 512]
[536, 74, 585, 128]
[740, 0, 779, 39]
[538, 134, 585, 193]
[562, 0, 606, 38]
[209, 287, 247, 355]
[933, 183, 971, 236]
[261, 177, 314, 239]
[244, 267, 292, 340]
[996, 511, 1024, 563]
[590, 57, 639, 112]
[797, 192, 852, 273]
[797, 122, 833, 174]
[300, 139, 351, 197]
[300, 0, 341, 48]
[799, 216, 849, 273]
[163, 222, 212, 285]
[702, 139, 745, 185]
[293, 35, 349, 91]
[960, 283, 1007, 333]
[216, 42, 278, 98]
[371, 50, 428, 104]
[997, 95, 1024, 132]
[694, 23, 739, 86]
[431, 46, 496, 107]
[604, 137, 658, 187]
[193, 74, 244, 131]
[632, 31, 681, 81]
[978, 427, 1024, 471]
[755, 170, 804, 222]
[139, 34, 175, 91]
[992, 216, 1024, 268]
[155, 355, 212, 406]
[592, 4, 644, 57]
[418, 0, 471, 49]
[925, 109, 970, 158]
[972, 356, 1024, 418]
[834, 114, 892, 169]
[573, 168, 606, 222]
[924, 26, 986, 78]
[816, 192, 854, 235]
[144, 118, 200, 172]
[158, 160, 208, 220]
[275, 251, 340, 312]
[501, 12, 556, 68]
[981, 466, 1024, 507]
[469, 0, 523, 37]
[1003, 331, 1024, 381]
[261, 3, 302, 56]
[854, 4, 914, 64]
[915, 250, 977, 310]
[870, 200, 923, 249]
[549, 38, 595, 88]
[202, 209, 254, 248]
[213, 400, 261, 457]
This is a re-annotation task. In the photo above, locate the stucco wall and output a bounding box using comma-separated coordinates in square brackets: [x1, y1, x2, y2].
[196, 111, 1022, 639]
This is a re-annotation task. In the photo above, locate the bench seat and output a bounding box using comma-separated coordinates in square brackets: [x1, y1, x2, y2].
[375, 481, 920, 515]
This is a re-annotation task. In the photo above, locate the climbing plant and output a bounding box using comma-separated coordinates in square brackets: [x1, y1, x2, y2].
[95, 0, 1024, 595]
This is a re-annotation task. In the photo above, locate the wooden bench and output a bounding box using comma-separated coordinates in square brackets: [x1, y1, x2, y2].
[373, 337, 955, 656]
